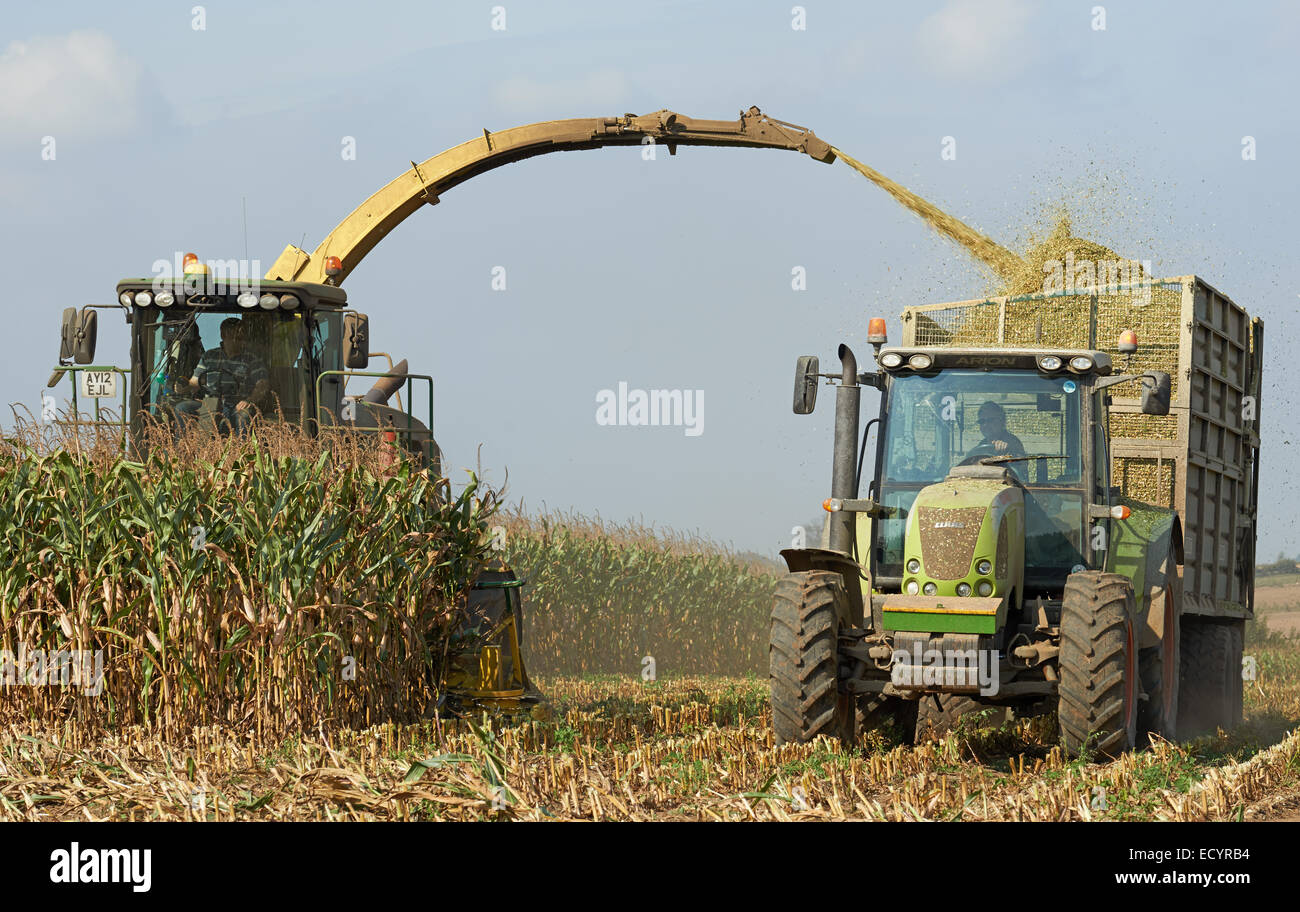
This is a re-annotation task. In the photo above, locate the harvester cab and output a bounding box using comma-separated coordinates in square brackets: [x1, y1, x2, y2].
[46, 256, 542, 717]
[48, 261, 439, 468]
[776, 323, 1186, 757]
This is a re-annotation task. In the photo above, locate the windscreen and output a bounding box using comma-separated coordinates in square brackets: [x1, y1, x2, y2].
[140, 309, 338, 428]
[873, 369, 1089, 584]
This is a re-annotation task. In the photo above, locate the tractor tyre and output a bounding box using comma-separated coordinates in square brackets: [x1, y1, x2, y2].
[915, 693, 1004, 739]
[1177, 619, 1242, 737]
[1058, 571, 1139, 758]
[1137, 576, 1181, 745]
[857, 695, 919, 745]
[770, 571, 856, 746]
[1228, 622, 1245, 728]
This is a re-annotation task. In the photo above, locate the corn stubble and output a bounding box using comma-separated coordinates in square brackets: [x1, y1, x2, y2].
[3, 654, 1296, 821]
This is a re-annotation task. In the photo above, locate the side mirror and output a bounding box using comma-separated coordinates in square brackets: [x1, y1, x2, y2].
[343, 312, 370, 369]
[59, 308, 78, 361]
[793, 355, 819, 414]
[61, 308, 97, 364]
[1140, 371, 1171, 415]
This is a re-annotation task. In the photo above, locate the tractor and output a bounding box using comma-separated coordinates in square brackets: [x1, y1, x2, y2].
[775, 278, 1261, 757]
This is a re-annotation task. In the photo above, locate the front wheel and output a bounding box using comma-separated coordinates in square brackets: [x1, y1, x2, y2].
[1058, 571, 1139, 758]
[769, 571, 855, 746]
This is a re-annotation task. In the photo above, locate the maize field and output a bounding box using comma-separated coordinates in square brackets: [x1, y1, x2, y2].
[2, 416, 1295, 823]
[496, 511, 780, 677]
[0, 417, 500, 739]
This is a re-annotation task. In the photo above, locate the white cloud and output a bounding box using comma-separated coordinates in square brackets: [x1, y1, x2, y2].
[0, 31, 149, 141]
[493, 69, 629, 117]
[917, 0, 1035, 81]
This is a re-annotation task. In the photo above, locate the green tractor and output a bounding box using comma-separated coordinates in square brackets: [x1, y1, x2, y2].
[774, 316, 1220, 757]
[47, 260, 542, 716]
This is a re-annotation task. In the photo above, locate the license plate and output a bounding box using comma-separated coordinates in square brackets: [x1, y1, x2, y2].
[79, 370, 118, 399]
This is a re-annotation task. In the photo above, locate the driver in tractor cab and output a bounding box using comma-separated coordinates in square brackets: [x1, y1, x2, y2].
[968, 400, 1024, 461]
[151, 320, 204, 420]
[175, 317, 270, 434]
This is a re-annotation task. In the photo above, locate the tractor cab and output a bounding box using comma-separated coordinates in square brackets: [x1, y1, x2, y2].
[49, 255, 436, 466]
[869, 346, 1116, 602]
[121, 277, 349, 434]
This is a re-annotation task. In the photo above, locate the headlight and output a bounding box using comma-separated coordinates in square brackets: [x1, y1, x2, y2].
[905, 579, 920, 595]
[119, 291, 133, 306]
[237, 292, 258, 309]
[279, 294, 299, 310]
[133, 291, 153, 306]
[976, 559, 992, 575]
[956, 582, 972, 597]
[155, 291, 175, 307]
[907, 353, 933, 370]
[1038, 355, 1063, 371]
[880, 351, 903, 368]
[906, 558, 921, 573]
[1069, 356, 1093, 371]
[977, 581, 993, 597]
[258, 293, 279, 310]
[922, 582, 937, 596]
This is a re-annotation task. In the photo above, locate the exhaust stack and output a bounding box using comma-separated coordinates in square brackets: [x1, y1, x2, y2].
[829, 344, 860, 554]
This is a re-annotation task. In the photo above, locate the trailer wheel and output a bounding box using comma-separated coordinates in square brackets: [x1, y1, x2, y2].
[1228, 622, 1244, 728]
[1058, 571, 1138, 758]
[770, 571, 855, 746]
[1137, 578, 1181, 744]
[1177, 619, 1242, 737]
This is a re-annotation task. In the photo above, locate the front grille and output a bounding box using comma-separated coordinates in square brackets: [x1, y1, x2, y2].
[918, 506, 986, 579]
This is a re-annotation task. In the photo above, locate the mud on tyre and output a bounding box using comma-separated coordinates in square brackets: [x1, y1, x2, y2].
[769, 571, 855, 745]
[1058, 571, 1139, 758]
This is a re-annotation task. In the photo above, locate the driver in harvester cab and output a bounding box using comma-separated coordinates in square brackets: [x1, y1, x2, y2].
[175, 318, 270, 434]
[968, 400, 1024, 460]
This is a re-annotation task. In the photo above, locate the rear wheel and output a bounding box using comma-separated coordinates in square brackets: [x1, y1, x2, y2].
[1058, 571, 1139, 758]
[770, 571, 855, 746]
[1178, 619, 1242, 737]
[915, 693, 998, 739]
[1228, 622, 1244, 727]
[857, 695, 919, 745]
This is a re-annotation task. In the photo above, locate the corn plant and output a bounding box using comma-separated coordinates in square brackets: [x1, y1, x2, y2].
[0, 426, 501, 738]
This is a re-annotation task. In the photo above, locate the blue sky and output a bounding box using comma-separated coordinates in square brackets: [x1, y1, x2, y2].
[2, 1, 1297, 557]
